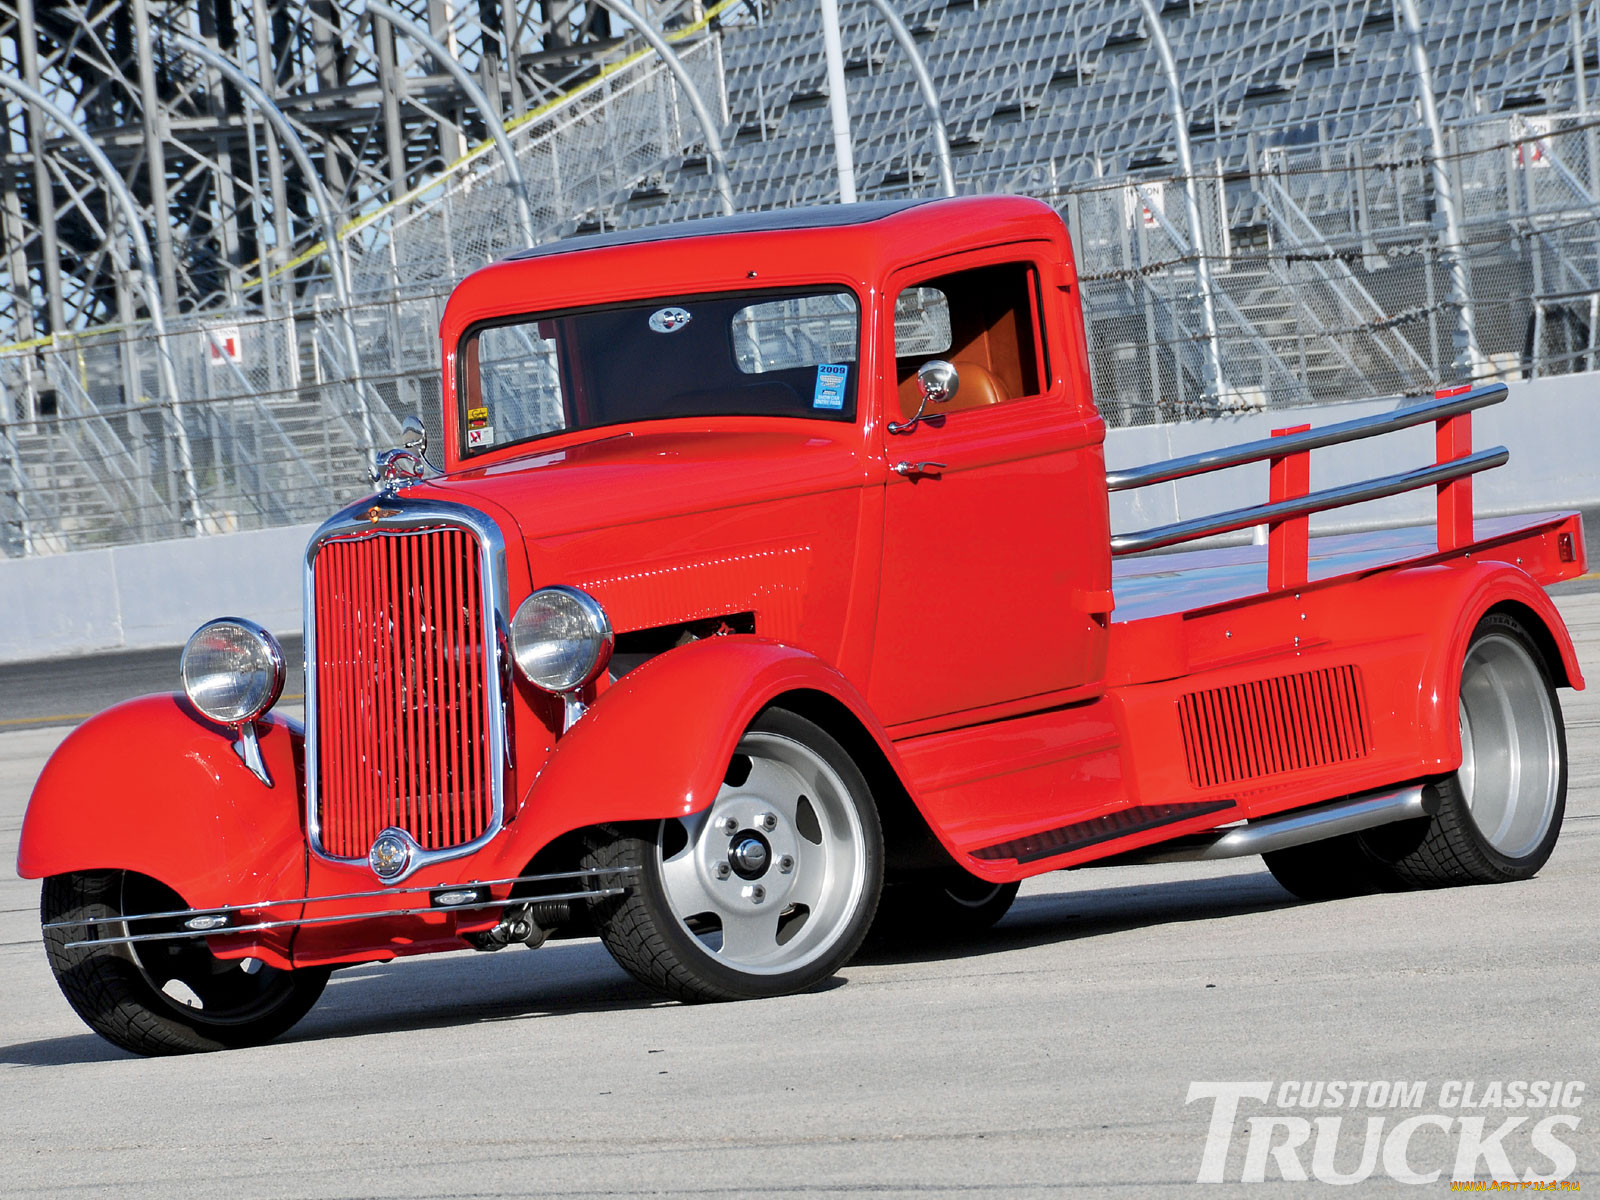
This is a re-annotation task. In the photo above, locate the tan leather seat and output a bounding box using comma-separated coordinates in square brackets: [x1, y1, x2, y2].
[896, 358, 1012, 418]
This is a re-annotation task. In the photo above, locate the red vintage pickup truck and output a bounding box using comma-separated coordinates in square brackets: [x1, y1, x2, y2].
[19, 196, 1586, 1055]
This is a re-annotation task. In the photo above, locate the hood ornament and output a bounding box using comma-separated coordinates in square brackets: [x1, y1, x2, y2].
[369, 415, 435, 498]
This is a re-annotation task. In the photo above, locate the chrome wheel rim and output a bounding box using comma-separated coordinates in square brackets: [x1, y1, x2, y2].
[1457, 633, 1561, 859]
[657, 731, 867, 975]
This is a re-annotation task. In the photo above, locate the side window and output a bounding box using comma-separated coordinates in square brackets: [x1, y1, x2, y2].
[460, 321, 569, 452]
[892, 261, 1050, 417]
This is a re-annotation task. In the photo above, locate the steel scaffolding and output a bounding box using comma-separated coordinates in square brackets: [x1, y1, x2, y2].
[4, 1, 1600, 558]
[0, 0, 704, 337]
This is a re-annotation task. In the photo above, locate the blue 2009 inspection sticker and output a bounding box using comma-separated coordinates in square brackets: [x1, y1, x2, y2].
[813, 363, 849, 410]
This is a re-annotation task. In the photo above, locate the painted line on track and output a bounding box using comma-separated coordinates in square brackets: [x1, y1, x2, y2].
[0, 693, 305, 730]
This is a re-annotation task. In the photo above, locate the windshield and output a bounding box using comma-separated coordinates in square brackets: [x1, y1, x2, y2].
[457, 288, 860, 456]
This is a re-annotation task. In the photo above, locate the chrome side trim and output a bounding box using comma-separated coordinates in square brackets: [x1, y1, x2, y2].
[1105, 785, 1429, 865]
[302, 494, 512, 882]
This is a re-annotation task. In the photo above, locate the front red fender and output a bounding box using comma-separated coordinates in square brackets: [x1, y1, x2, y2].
[16, 694, 309, 911]
[476, 637, 912, 877]
[1408, 561, 1585, 771]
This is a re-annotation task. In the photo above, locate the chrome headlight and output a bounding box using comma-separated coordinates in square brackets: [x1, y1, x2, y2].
[180, 617, 286, 726]
[510, 586, 613, 693]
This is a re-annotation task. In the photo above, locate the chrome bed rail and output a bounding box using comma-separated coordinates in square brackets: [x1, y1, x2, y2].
[1106, 384, 1510, 581]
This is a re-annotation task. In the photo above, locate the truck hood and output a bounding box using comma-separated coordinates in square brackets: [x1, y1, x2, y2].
[414, 425, 868, 543]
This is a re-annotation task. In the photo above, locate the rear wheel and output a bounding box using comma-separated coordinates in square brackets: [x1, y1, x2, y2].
[585, 708, 883, 1002]
[1263, 833, 1406, 901]
[873, 869, 1020, 940]
[42, 870, 330, 1056]
[1373, 614, 1566, 887]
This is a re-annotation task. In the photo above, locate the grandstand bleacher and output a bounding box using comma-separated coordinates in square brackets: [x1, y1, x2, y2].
[4, 0, 1599, 555]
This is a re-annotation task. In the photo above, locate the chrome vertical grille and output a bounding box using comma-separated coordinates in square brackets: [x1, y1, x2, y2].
[309, 521, 497, 860]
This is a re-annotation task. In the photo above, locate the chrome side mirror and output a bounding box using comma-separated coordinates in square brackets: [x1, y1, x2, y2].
[888, 359, 960, 434]
[917, 359, 959, 405]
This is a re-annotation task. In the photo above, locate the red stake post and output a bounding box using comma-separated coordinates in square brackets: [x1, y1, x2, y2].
[1267, 424, 1311, 591]
[1434, 384, 1475, 552]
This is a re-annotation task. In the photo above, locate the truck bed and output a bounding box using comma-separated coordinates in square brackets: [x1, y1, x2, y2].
[1111, 511, 1576, 624]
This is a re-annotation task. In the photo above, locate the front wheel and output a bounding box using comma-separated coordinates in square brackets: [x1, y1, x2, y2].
[42, 870, 331, 1056]
[585, 708, 884, 1002]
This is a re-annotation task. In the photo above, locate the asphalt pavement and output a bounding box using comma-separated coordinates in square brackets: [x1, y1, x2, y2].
[0, 595, 1594, 1195]
[0, 637, 305, 730]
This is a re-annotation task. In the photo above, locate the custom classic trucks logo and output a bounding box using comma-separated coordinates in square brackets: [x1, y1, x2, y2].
[1187, 1081, 1584, 1186]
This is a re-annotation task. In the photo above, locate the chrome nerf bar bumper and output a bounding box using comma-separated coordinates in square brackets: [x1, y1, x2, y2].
[44, 866, 638, 950]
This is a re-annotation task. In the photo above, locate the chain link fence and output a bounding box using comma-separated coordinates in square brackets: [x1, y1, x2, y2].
[4, 54, 1600, 555]
[1049, 111, 1600, 427]
[0, 29, 731, 557]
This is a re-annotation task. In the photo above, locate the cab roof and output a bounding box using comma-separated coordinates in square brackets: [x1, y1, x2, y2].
[502, 199, 940, 263]
[443, 195, 1070, 343]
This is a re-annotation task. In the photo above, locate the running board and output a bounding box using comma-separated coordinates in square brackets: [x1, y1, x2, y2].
[1096, 785, 1432, 866]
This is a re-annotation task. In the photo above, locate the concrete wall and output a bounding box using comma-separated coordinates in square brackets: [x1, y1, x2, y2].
[0, 373, 1595, 665]
[0, 522, 317, 664]
[1104, 372, 1600, 538]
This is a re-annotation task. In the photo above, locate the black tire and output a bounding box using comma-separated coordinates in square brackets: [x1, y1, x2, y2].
[1263, 832, 1409, 901]
[1369, 613, 1567, 887]
[42, 870, 331, 1056]
[584, 707, 884, 1002]
[872, 869, 1020, 940]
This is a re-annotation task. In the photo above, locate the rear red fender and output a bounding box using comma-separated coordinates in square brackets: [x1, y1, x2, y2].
[1407, 561, 1584, 771]
[475, 637, 934, 877]
[16, 694, 309, 911]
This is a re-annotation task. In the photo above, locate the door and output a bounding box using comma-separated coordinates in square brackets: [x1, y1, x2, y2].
[867, 246, 1111, 729]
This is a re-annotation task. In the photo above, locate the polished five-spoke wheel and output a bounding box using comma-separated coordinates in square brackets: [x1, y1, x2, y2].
[585, 708, 883, 1001]
[1269, 612, 1568, 899]
[1374, 613, 1567, 886]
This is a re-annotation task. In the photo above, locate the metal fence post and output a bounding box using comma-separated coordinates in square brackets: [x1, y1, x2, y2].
[364, 0, 538, 242]
[818, 0, 858, 203]
[1398, 0, 1484, 380]
[592, 0, 736, 215]
[862, 0, 955, 196]
[172, 35, 378, 463]
[1137, 0, 1224, 404]
[0, 73, 202, 535]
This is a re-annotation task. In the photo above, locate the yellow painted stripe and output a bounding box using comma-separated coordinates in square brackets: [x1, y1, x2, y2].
[3, 1, 744, 340]
[0, 322, 136, 355]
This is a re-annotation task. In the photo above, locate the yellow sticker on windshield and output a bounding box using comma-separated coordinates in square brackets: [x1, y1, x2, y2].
[467, 406, 489, 428]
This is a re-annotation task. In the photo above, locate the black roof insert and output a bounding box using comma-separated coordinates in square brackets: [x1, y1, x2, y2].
[502, 199, 940, 262]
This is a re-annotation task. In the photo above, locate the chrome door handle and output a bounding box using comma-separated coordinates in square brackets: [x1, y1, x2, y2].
[892, 460, 946, 478]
